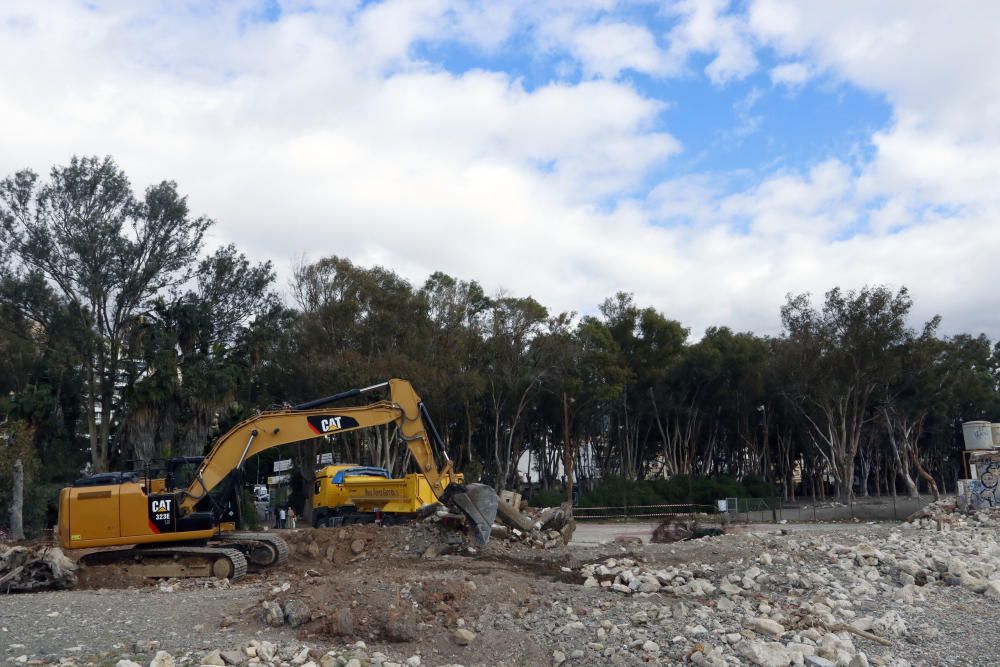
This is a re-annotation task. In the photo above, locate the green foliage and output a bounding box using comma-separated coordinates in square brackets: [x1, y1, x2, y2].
[578, 475, 776, 509]
[239, 489, 261, 531]
[529, 488, 566, 508]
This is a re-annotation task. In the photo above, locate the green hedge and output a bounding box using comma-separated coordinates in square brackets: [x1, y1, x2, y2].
[577, 474, 774, 509]
[528, 488, 567, 508]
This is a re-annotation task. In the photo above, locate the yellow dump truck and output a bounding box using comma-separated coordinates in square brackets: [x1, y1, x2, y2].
[311, 464, 464, 527]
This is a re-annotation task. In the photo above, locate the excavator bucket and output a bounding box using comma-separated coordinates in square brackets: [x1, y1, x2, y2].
[447, 483, 499, 547]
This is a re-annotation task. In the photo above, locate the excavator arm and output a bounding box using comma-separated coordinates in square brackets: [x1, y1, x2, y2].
[180, 379, 498, 545]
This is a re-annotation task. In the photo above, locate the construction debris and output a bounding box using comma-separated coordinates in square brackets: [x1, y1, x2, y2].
[651, 517, 724, 543]
[0, 544, 78, 592]
[493, 500, 576, 548]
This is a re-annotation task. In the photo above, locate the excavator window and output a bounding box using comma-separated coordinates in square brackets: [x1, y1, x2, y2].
[313, 480, 321, 495]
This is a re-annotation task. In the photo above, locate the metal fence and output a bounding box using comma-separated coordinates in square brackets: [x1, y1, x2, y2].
[572, 503, 715, 520]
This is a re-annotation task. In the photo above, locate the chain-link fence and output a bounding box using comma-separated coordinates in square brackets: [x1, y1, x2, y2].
[572, 503, 715, 520]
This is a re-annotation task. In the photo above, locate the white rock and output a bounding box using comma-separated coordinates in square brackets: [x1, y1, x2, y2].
[749, 617, 786, 637]
[149, 652, 175, 667]
[201, 651, 226, 667]
[849, 653, 870, 667]
[736, 640, 790, 667]
[804, 656, 835, 667]
[453, 628, 476, 645]
[873, 611, 907, 638]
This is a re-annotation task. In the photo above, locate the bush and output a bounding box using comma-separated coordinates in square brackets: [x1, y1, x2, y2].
[529, 488, 566, 508]
[577, 474, 775, 509]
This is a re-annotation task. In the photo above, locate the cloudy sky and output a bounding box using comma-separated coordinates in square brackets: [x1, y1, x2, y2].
[2, 1, 998, 337]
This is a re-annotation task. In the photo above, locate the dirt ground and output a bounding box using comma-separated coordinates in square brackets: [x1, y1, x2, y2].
[2, 516, 997, 666]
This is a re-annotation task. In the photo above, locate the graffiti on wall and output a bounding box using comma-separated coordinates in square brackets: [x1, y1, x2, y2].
[967, 460, 1000, 508]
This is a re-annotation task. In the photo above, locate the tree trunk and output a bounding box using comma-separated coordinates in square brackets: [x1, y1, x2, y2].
[910, 450, 940, 501]
[10, 459, 25, 540]
[87, 364, 101, 472]
[563, 393, 574, 505]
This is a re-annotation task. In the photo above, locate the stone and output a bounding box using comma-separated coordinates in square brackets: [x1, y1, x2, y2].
[200, 651, 225, 667]
[985, 581, 1000, 600]
[873, 611, 907, 638]
[350, 539, 365, 555]
[406, 657, 421, 667]
[749, 617, 785, 637]
[220, 651, 246, 666]
[552, 651, 566, 665]
[637, 576, 661, 593]
[453, 628, 476, 646]
[345, 660, 362, 667]
[805, 657, 836, 667]
[292, 649, 311, 666]
[641, 641, 660, 653]
[116, 662, 142, 667]
[736, 640, 790, 667]
[262, 600, 284, 627]
[583, 577, 599, 588]
[257, 643, 277, 662]
[849, 654, 870, 667]
[149, 652, 175, 667]
[135, 641, 161, 654]
[720, 582, 742, 596]
[284, 599, 312, 627]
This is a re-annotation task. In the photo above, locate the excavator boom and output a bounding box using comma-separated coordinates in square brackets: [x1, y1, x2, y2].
[180, 378, 497, 545]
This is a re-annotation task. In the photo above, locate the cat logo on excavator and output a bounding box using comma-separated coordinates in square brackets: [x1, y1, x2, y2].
[307, 415, 360, 434]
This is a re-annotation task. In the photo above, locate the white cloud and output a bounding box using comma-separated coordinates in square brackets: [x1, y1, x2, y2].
[666, 0, 758, 84]
[769, 61, 812, 87]
[0, 0, 998, 341]
[570, 21, 670, 79]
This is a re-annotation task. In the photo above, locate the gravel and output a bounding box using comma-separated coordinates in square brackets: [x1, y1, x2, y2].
[3, 502, 1000, 666]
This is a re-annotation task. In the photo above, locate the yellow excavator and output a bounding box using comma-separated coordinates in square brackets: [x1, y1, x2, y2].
[57, 379, 499, 580]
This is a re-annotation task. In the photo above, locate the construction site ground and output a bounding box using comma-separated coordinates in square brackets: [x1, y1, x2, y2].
[3, 511, 998, 667]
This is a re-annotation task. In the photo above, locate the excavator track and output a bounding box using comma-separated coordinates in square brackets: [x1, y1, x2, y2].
[80, 545, 248, 581]
[216, 532, 289, 571]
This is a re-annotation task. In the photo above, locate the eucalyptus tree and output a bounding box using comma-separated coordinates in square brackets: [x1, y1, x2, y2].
[0, 156, 212, 471]
[419, 272, 491, 470]
[480, 294, 550, 489]
[119, 245, 278, 462]
[780, 286, 913, 501]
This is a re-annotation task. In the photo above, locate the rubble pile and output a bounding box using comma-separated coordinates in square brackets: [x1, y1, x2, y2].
[557, 502, 1000, 666]
[0, 544, 77, 592]
[651, 518, 724, 543]
[281, 525, 388, 566]
[489, 495, 576, 549]
[85, 640, 430, 667]
[904, 496, 1000, 527]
